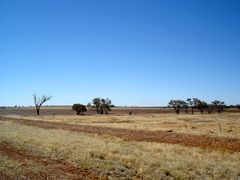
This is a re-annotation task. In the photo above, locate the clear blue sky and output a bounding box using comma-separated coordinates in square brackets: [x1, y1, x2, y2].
[1, 0, 240, 106]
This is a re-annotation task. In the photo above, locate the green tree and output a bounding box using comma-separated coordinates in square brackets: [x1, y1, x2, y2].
[207, 104, 215, 114]
[89, 98, 113, 114]
[192, 98, 208, 114]
[168, 100, 186, 114]
[187, 98, 195, 114]
[212, 100, 225, 113]
[72, 104, 87, 115]
[182, 101, 189, 114]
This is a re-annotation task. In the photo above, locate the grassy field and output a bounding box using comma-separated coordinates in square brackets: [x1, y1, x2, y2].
[0, 112, 240, 179]
[6, 112, 240, 138]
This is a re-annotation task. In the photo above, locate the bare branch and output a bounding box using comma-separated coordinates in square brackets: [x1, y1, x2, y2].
[33, 94, 52, 115]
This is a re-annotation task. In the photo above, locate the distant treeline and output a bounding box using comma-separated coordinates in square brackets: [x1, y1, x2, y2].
[1, 97, 240, 117]
[1, 104, 240, 110]
[168, 98, 240, 114]
[225, 105, 240, 109]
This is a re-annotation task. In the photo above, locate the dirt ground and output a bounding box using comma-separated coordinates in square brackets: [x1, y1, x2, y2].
[1, 116, 240, 152]
[0, 142, 104, 180]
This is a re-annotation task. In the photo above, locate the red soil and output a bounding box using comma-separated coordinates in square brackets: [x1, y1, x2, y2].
[0, 142, 104, 180]
[1, 117, 240, 152]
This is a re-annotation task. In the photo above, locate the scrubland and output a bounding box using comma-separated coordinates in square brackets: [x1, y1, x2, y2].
[0, 112, 240, 179]
[6, 112, 240, 138]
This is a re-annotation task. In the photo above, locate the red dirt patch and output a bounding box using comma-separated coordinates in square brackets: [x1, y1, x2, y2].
[0, 142, 104, 180]
[1, 117, 240, 152]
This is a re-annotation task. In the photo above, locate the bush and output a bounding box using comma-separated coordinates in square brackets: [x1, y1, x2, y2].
[72, 104, 87, 115]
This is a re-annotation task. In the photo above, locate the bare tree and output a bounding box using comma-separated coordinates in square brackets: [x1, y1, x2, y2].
[33, 94, 52, 116]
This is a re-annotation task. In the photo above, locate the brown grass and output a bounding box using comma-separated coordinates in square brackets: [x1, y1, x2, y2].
[0, 120, 240, 179]
[6, 112, 240, 139]
[1, 116, 240, 152]
[0, 142, 101, 180]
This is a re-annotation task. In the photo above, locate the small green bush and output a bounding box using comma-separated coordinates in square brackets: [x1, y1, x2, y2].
[72, 104, 87, 115]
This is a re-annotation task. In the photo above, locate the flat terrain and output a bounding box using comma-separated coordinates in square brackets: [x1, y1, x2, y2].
[0, 106, 175, 116]
[0, 108, 240, 179]
[1, 106, 239, 116]
[1, 116, 240, 152]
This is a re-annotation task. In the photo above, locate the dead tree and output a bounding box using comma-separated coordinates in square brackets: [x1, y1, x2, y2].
[33, 94, 52, 116]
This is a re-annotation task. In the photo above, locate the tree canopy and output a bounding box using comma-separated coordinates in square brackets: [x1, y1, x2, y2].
[89, 98, 114, 114]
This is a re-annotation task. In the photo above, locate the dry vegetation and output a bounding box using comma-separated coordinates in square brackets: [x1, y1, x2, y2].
[0, 112, 240, 179]
[6, 112, 240, 139]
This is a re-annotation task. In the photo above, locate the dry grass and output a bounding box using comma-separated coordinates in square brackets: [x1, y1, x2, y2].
[0, 153, 91, 179]
[0, 153, 52, 179]
[0, 154, 34, 175]
[0, 120, 240, 179]
[6, 112, 240, 139]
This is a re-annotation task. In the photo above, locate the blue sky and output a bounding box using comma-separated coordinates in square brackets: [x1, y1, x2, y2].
[1, 0, 240, 106]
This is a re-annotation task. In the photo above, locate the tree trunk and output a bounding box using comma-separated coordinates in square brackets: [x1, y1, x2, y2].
[191, 108, 194, 114]
[36, 108, 40, 116]
[176, 108, 180, 114]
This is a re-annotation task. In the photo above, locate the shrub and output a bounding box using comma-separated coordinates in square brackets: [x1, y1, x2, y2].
[72, 104, 87, 115]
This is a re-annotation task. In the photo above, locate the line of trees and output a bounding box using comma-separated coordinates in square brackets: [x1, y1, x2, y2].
[72, 98, 114, 115]
[30, 95, 237, 116]
[226, 104, 240, 109]
[32, 95, 114, 116]
[168, 98, 226, 114]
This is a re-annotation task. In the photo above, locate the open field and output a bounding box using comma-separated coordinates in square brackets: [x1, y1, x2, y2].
[0, 107, 175, 116]
[1, 106, 240, 116]
[3, 112, 240, 139]
[1, 115, 240, 152]
[0, 111, 240, 179]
